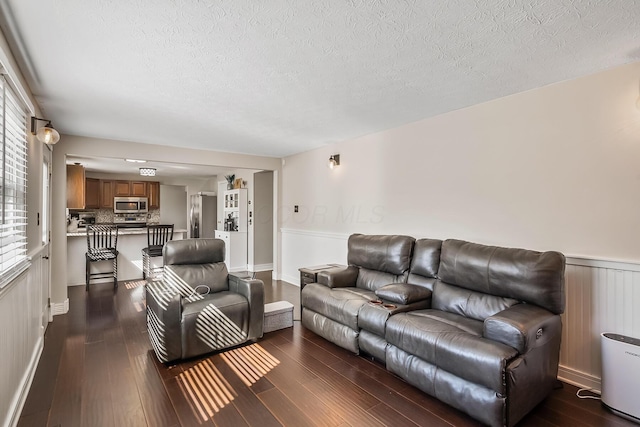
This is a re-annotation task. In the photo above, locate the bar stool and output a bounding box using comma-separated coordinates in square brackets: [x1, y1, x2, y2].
[85, 224, 119, 291]
[142, 224, 174, 279]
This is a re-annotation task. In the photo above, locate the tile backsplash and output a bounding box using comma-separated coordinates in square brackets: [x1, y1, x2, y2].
[82, 208, 160, 224]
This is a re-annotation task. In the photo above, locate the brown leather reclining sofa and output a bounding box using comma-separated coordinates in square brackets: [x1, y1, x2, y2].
[301, 234, 565, 427]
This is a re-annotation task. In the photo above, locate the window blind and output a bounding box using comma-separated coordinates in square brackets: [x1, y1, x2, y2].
[0, 75, 29, 287]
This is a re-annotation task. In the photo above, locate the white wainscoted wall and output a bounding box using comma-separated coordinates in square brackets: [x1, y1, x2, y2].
[0, 250, 48, 427]
[560, 256, 640, 391]
[282, 228, 640, 391]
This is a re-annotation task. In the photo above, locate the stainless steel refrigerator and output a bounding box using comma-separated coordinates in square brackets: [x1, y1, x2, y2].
[189, 192, 217, 238]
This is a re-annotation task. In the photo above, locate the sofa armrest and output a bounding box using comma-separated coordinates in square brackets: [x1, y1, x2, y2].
[229, 275, 265, 340]
[484, 304, 562, 354]
[145, 280, 183, 363]
[317, 265, 359, 288]
[375, 283, 432, 305]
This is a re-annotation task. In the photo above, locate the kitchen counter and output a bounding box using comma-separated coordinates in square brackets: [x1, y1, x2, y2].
[66, 227, 187, 237]
[67, 227, 188, 286]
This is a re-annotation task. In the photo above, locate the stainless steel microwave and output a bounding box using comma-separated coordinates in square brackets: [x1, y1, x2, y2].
[113, 197, 148, 214]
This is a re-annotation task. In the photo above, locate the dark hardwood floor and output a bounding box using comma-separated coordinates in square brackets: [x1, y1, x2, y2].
[18, 273, 634, 427]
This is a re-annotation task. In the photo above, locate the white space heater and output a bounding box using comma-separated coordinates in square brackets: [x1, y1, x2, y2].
[601, 332, 640, 422]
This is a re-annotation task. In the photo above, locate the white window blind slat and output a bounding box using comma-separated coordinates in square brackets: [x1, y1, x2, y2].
[0, 75, 29, 286]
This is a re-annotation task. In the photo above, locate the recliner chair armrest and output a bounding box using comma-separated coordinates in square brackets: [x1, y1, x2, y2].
[317, 266, 359, 288]
[145, 280, 183, 363]
[229, 275, 265, 340]
[484, 304, 561, 354]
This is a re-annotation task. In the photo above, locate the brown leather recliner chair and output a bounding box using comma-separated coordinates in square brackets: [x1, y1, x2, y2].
[146, 238, 264, 363]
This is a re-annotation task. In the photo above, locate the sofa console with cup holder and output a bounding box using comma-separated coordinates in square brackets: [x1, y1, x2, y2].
[301, 234, 565, 427]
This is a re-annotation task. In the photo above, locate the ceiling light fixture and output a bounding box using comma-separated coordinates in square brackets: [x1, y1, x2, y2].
[126, 158, 147, 163]
[328, 154, 340, 169]
[139, 167, 156, 176]
[30, 117, 60, 145]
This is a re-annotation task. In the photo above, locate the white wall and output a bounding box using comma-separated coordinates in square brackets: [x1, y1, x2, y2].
[1, 31, 51, 427]
[0, 253, 46, 427]
[253, 170, 274, 269]
[280, 61, 640, 278]
[279, 61, 640, 390]
[160, 184, 188, 229]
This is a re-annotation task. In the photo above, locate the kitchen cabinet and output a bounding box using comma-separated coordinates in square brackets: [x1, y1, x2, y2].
[100, 180, 114, 208]
[68, 174, 161, 209]
[148, 181, 160, 208]
[131, 181, 147, 197]
[214, 230, 247, 272]
[223, 189, 248, 232]
[114, 180, 132, 196]
[67, 164, 86, 209]
[85, 178, 101, 209]
[111, 180, 158, 203]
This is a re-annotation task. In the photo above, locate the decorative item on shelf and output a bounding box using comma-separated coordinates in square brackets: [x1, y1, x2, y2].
[225, 174, 235, 190]
[67, 217, 79, 232]
[234, 178, 243, 189]
[328, 154, 340, 169]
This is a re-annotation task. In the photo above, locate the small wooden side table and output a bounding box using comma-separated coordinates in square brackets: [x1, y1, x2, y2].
[298, 264, 343, 290]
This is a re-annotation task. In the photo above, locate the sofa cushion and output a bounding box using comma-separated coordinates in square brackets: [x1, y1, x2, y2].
[386, 310, 518, 393]
[164, 238, 225, 265]
[437, 239, 565, 314]
[407, 239, 442, 289]
[302, 309, 360, 354]
[356, 267, 409, 291]
[164, 263, 229, 294]
[432, 281, 520, 321]
[181, 291, 249, 357]
[348, 234, 414, 275]
[301, 283, 375, 330]
[358, 298, 431, 336]
[375, 283, 432, 305]
[386, 346, 507, 427]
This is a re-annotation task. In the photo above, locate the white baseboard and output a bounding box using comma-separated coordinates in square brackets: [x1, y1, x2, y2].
[558, 365, 601, 393]
[248, 263, 273, 272]
[51, 298, 69, 316]
[281, 273, 299, 286]
[7, 336, 43, 427]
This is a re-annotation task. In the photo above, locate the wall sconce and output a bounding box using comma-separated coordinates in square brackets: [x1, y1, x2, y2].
[30, 117, 60, 145]
[139, 167, 156, 176]
[328, 154, 340, 169]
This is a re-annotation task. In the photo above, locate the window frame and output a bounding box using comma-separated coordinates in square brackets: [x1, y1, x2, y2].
[0, 74, 30, 289]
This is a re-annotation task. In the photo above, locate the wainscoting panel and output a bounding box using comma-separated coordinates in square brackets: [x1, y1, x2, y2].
[281, 229, 640, 391]
[281, 229, 348, 285]
[559, 257, 640, 391]
[0, 252, 46, 427]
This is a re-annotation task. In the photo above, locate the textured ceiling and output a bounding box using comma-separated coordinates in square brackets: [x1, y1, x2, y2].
[2, 0, 640, 157]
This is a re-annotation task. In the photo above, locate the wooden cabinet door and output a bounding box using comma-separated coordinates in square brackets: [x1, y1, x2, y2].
[130, 181, 147, 197]
[66, 164, 85, 209]
[100, 180, 114, 208]
[85, 178, 100, 209]
[148, 181, 160, 208]
[114, 180, 131, 196]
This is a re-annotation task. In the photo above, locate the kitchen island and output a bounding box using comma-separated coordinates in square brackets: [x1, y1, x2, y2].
[67, 227, 187, 286]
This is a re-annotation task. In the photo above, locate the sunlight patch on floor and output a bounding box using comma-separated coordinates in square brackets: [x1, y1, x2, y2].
[220, 343, 280, 387]
[177, 358, 237, 423]
[124, 279, 146, 289]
